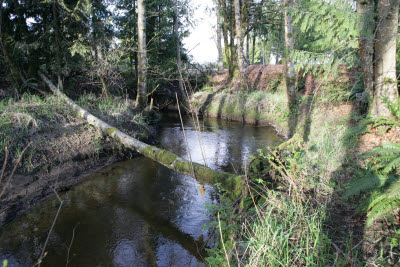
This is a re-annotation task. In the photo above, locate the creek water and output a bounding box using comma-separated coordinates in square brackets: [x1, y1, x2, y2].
[0, 114, 282, 266]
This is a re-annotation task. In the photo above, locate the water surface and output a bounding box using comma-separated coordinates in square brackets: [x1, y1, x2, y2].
[0, 114, 282, 266]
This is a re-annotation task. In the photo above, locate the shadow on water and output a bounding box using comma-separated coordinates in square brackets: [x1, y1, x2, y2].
[0, 113, 282, 266]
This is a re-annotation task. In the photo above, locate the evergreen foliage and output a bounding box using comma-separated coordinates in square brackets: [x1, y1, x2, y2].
[345, 142, 400, 226]
[290, 0, 360, 78]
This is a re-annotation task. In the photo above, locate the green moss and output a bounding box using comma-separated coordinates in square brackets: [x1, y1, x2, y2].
[192, 163, 224, 184]
[383, 77, 396, 85]
[154, 150, 178, 165]
[141, 146, 157, 159]
[105, 127, 118, 136]
[278, 133, 303, 150]
[175, 161, 192, 173]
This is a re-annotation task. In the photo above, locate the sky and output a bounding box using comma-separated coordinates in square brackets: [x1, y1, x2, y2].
[183, 0, 218, 65]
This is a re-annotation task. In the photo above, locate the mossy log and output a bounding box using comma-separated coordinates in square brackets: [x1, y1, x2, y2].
[39, 72, 243, 196]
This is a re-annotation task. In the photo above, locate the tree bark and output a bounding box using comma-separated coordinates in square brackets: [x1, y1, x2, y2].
[252, 32, 256, 64]
[174, 0, 186, 100]
[284, 0, 296, 101]
[276, 27, 281, 65]
[234, 0, 245, 78]
[216, 1, 224, 72]
[136, 0, 147, 109]
[53, 0, 63, 89]
[229, 0, 237, 76]
[357, 0, 375, 102]
[371, 0, 399, 118]
[131, 0, 138, 79]
[39, 72, 243, 196]
[1, 32, 25, 91]
[219, 0, 232, 76]
[246, 34, 249, 64]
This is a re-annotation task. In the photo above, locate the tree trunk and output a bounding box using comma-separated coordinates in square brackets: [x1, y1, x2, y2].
[53, 0, 63, 89]
[252, 32, 256, 64]
[39, 72, 243, 197]
[174, 0, 186, 100]
[229, 0, 238, 76]
[97, 47, 110, 98]
[246, 34, 249, 64]
[133, 0, 138, 79]
[100, 75, 110, 98]
[43, 11, 51, 73]
[371, 0, 399, 118]
[1, 33, 25, 91]
[358, 0, 375, 102]
[276, 27, 281, 65]
[136, 0, 147, 109]
[0, 0, 24, 92]
[216, 1, 224, 72]
[284, 0, 296, 101]
[219, 0, 232, 76]
[234, 0, 245, 78]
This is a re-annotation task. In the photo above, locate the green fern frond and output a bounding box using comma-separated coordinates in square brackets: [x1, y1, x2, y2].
[346, 142, 400, 226]
[381, 97, 400, 120]
[355, 178, 400, 227]
[343, 171, 391, 199]
[366, 199, 400, 227]
[367, 147, 400, 158]
[379, 142, 400, 150]
[370, 116, 398, 128]
[365, 142, 400, 174]
[357, 177, 399, 212]
[383, 157, 400, 174]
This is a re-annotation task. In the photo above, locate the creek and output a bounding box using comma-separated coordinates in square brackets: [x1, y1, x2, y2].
[0, 114, 282, 266]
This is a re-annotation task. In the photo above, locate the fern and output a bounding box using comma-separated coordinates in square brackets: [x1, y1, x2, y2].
[366, 142, 400, 174]
[366, 116, 400, 129]
[356, 180, 400, 227]
[382, 97, 400, 120]
[343, 171, 393, 199]
[344, 142, 400, 226]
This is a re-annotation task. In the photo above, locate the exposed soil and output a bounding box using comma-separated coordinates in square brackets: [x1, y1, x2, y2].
[208, 64, 355, 94]
[358, 125, 400, 153]
[0, 99, 157, 226]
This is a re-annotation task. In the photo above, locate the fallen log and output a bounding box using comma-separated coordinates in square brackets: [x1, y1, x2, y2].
[39, 72, 243, 196]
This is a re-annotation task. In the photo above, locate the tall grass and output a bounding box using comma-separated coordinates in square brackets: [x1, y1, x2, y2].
[241, 194, 332, 266]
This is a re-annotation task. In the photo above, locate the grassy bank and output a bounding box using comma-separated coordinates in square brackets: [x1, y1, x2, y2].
[192, 90, 290, 137]
[195, 85, 400, 265]
[0, 93, 151, 173]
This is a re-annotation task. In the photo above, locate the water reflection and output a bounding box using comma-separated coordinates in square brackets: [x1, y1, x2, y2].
[0, 114, 281, 266]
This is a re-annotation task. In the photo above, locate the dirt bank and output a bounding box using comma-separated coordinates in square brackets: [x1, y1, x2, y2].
[0, 94, 156, 226]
